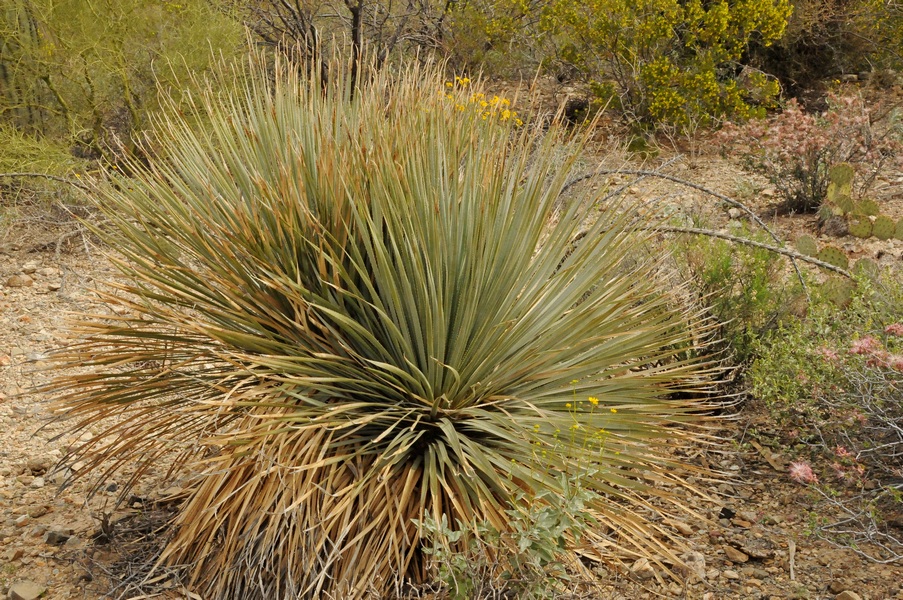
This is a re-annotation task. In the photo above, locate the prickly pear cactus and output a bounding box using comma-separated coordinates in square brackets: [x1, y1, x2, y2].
[833, 195, 855, 216]
[822, 276, 855, 308]
[897, 218, 903, 241]
[848, 216, 873, 239]
[817, 245, 849, 270]
[855, 199, 880, 217]
[873, 215, 895, 240]
[854, 257, 880, 280]
[795, 234, 819, 257]
[828, 163, 855, 188]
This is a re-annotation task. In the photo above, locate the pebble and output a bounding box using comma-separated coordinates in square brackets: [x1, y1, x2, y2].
[30, 476, 45, 489]
[723, 569, 740, 580]
[44, 525, 72, 545]
[26, 457, 51, 475]
[5, 547, 24, 561]
[680, 550, 706, 582]
[5, 274, 33, 288]
[836, 592, 862, 600]
[8, 581, 47, 600]
[669, 519, 695, 536]
[724, 545, 750, 563]
[21, 262, 39, 275]
[630, 557, 656, 580]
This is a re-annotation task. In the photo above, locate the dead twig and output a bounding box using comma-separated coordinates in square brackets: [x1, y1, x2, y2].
[0, 171, 92, 193]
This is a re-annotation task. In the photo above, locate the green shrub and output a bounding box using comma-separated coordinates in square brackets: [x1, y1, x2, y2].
[539, 0, 791, 129]
[675, 224, 801, 365]
[0, 0, 243, 161]
[754, 0, 903, 93]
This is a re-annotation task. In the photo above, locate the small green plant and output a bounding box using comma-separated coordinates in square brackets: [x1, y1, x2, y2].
[418, 471, 598, 599]
[677, 224, 799, 364]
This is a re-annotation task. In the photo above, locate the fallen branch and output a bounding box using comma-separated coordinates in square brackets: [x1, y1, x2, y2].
[652, 225, 851, 278]
[0, 171, 92, 192]
[564, 165, 811, 296]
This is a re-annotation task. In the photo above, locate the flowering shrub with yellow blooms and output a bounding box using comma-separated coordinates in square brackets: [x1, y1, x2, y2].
[443, 75, 524, 126]
[538, 0, 791, 128]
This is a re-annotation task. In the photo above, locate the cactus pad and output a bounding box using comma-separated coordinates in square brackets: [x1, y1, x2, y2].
[817, 245, 849, 270]
[822, 276, 855, 308]
[795, 234, 819, 257]
[833, 195, 855, 216]
[854, 258, 880, 280]
[897, 218, 903, 241]
[848, 216, 873, 238]
[872, 215, 895, 240]
[829, 162, 855, 185]
[854, 199, 880, 216]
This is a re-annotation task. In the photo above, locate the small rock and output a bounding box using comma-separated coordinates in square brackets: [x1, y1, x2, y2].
[8, 580, 46, 600]
[5, 547, 24, 561]
[37, 267, 57, 277]
[829, 580, 847, 594]
[724, 545, 750, 563]
[26, 457, 51, 475]
[6, 274, 34, 288]
[836, 592, 862, 600]
[723, 569, 740, 580]
[44, 525, 72, 545]
[669, 519, 695, 536]
[630, 557, 656, 580]
[728, 208, 742, 219]
[738, 537, 776, 559]
[27, 505, 48, 519]
[14, 515, 30, 528]
[63, 535, 83, 549]
[47, 282, 61, 292]
[30, 477, 45, 489]
[51, 469, 71, 486]
[736, 510, 758, 523]
[680, 550, 706, 582]
[21, 262, 38, 275]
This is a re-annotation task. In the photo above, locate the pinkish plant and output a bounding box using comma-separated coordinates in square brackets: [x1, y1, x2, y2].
[789, 460, 819, 485]
[885, 323, 903, 337]
[717, 94, 902, 213]
[849, 335, 882, 355]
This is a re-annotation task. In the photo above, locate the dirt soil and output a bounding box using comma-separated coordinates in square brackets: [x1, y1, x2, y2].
[0, 152, 902, 600]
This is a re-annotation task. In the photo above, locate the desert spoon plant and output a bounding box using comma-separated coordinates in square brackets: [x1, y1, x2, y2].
[49, 53, 720, 599]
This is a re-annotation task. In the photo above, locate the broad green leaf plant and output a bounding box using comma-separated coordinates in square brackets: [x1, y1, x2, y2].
[50, 52, 720, 599]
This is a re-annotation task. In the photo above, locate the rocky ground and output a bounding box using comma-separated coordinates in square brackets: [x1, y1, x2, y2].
[0, 154, 902, 600]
